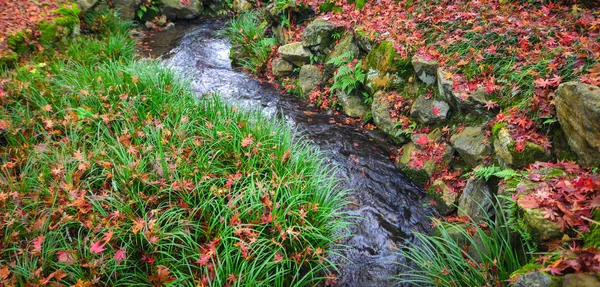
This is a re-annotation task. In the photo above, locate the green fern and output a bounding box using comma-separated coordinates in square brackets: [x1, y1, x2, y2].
[328, 51, 366, 95]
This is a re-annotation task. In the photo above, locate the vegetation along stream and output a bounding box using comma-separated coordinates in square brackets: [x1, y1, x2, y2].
[144, 20, 434, 286]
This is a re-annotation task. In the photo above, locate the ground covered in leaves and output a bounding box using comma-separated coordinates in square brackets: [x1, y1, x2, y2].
[0, 10, 345, 286]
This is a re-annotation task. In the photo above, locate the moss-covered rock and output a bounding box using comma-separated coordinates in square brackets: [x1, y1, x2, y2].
[278, 42, 312, 66]
[298, 64, 323, 97]
[7, 31, 32, 55]
[337, 90, 368, 118]
[161, 0, 202, 19]
[371, 91, 406, 144]
[363, 41, 410, 94]
[522, 207, 562, 243]
[450, 126, 491, 168]
[396, 142, 435, 188]
[493, 127, 551, 169]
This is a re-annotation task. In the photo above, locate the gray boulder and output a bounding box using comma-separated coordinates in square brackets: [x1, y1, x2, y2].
[302, 19, 337, 53]
[337, 90, 368, 118]
[113, 0, 142, 19]
[410, 94, 450, 125]
[438, 68, 497, 118]
[457, 178, 494, 224]
[427, 179, 458, 216]
[412, 55, 438, 85]
[161, 0, 202, 20]
[278, 42, 312, 66]
[450, 126, 491, 167]
[298, 65, 323, 96]
[514, 272, 554, 287]
[76, 0, 98, 13]
[355, 32, 374, 53]
[271, 59, 294, 78]
[555, 82, 600, 167]
[371, 91, 406, 144]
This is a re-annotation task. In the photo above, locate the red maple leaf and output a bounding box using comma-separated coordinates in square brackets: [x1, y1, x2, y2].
[241, 134, 254, 147]
[416, 135, 428, 146]
[90, 240, 106, 254]
[431, 105, 441, 116]
[114, 248, 126, 263]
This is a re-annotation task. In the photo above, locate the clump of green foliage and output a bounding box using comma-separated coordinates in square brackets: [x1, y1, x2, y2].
[327, 51, 366, 97]
[0, 10, 345, 286]
[225, 11, 278, 74]
[395, 197, 530, 287]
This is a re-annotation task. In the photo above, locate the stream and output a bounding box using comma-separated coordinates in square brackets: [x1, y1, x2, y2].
[143, 19, 434, 287]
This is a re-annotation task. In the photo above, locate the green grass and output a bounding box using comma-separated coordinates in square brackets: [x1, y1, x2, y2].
[0, 11, 345, 286]
[395, 197, 530, 287]
[224, 11, 277, 75]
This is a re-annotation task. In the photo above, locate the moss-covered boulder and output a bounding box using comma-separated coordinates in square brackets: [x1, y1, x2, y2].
[562, 273, 600, 287]
[555, 81, 600, 167]
[302, 19, 337, 53]
[428, 179, 458, 216]
[433, 223, 470, 249]
[161, 0, 202, 19]
[337, 90, 368, 118]
[514, 271, 560, 287]
[362, 41, 410, 94]
[396, 142, 437, 188]
[450, 126, 491, 168]
[298, 65, 323, 97]
[278, 42, 312, 66]
[232, 0, 253, 13]
[493, 126, 551, 169]
[521, 207, 562, 242]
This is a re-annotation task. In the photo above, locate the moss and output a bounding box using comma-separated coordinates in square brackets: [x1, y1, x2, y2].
[7, 31, 32, 54]
[363, 41, 410, 76]
[400, 166, 429, 188]
[510, 263, 541, 278]
[508, 141, 550, 168]
[319, 1, 342, 13]
[37, 21, 58, 47]
[584, 209, 600, 248]
[0, 51, 19, 68]
[492, 122, 506, 139]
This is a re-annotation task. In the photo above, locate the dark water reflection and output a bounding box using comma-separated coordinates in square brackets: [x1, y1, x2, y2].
[144, 20, 434, 287]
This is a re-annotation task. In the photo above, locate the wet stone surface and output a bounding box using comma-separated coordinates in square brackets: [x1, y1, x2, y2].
[145, 20, 434, 287]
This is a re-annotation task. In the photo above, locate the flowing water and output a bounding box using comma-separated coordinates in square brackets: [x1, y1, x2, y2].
[144, 19, 434, 287]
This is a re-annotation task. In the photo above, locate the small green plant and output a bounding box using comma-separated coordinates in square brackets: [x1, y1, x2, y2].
[394, 121, 417, 138]
[471, 165, 521, 181]
[137, 0, 161, 20]
[395, 196, 531, 287]
[331, 31, 342, 40]
[327, 51, 366, 96]
[224, 11, 278, 74]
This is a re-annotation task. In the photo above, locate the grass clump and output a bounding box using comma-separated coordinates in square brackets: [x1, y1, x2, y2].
[224, 11, 278, 75]
[395, 197, 530, 287]
[0, 11, 345, 286]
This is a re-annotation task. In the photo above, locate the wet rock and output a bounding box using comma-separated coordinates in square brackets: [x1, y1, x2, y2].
[450, 126, 491, 167]
[232, 0, 253, 13]
[324, 34, 361, 76]
[113, 0, 141, 20]
[410, 94, 450, 125]
[555, 82, 600, 167]
[427, 179, 458, 216]
[298, 65, 323, 96]
[493, 125, 550, 169]
[522, 207, 562, 242]
[161, 0, 202, 20]
[337, 90, 368, 118]
[396, 142, 436, 188]
[278, 42, 312, 66]
[514, 271, 554, 287]
[562, 273, 600, 287]
[76, 0, 98, 13]
[271, 58, 294, 78]
[412, 55, 438, 85]
[302, 19, 337, 53]
[457, 178, 494, 224]
[371, 91, 406, 144]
